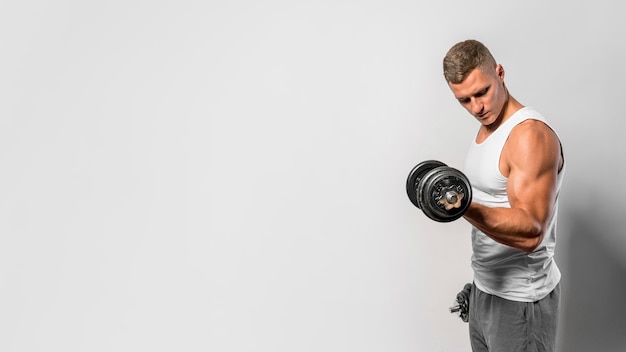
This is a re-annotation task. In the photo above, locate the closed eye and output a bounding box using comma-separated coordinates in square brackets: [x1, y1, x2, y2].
[458, 86, 490, 104]
[475, 87, 489, 97]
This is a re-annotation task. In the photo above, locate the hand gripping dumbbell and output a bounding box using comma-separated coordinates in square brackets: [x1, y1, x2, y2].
[405, 160, 472, 222]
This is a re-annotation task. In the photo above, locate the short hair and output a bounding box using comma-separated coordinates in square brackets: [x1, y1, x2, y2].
[443, 39, 497, 84]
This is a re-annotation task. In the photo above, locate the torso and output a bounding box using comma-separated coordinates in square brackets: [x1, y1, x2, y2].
[464, 106, 564, 302]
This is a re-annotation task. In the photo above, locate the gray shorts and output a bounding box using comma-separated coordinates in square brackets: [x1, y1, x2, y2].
[469, 282, 560, 352]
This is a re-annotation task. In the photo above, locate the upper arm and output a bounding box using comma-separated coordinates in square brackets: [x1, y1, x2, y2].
[502, 120, 562, 232]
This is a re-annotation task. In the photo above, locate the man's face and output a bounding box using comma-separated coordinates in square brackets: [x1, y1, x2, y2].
[448, 65, 507, 127]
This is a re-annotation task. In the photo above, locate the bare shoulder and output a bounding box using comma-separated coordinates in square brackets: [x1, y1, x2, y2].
[510, 119, 560, 147]
[501, 119, 562, 175]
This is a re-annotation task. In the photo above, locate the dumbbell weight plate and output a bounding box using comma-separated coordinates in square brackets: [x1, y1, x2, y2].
[406, 160, 447, 208]
[418, 166, 472, 222]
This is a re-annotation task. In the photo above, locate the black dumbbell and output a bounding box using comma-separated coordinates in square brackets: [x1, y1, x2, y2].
[406, 160, 472, 222]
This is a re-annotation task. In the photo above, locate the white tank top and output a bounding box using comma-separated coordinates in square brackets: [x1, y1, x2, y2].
[464, 107, 564, 302]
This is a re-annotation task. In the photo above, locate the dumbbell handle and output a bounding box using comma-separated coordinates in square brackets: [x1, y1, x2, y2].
[449, 304, 463, 313]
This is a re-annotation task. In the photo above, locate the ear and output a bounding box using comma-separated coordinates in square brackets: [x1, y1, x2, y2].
[496, 64, 505, 80]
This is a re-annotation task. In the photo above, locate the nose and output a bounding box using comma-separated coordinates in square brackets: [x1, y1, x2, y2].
[470, 98, 484, 115]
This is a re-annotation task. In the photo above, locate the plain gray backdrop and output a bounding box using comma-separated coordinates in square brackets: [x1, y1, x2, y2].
[2, 1, 625, 351]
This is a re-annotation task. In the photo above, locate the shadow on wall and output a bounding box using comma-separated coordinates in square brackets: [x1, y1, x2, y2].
[558, 187, 626, 352]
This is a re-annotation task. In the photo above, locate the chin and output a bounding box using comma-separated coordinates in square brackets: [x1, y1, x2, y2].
[476, 117, 491, 125]
[480, 119, 498, 128]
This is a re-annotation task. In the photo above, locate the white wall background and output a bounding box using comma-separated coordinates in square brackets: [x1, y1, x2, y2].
[1, 1, 625, 351]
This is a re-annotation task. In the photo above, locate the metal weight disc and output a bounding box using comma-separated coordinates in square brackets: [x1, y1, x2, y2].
[418, 166, 472, 222]
[406, 160, 447, 208]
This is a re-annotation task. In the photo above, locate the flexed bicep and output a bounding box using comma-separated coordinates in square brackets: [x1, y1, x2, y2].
[505, 120, 562, 235]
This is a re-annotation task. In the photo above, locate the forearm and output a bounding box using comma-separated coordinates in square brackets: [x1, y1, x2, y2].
[463, 202, 543, 252]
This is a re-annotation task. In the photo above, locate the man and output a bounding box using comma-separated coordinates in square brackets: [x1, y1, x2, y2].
[443, 40, 565, 351]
